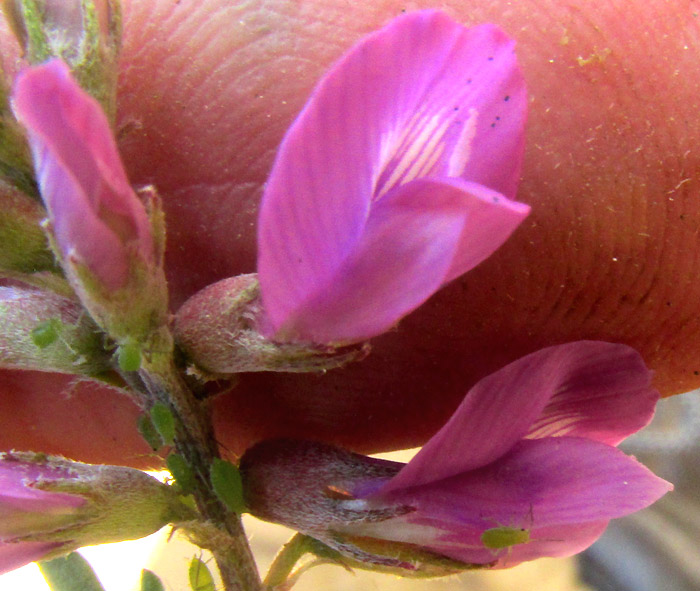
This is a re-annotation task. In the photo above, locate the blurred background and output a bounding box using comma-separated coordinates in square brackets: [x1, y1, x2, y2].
[1, 390, 698, 591]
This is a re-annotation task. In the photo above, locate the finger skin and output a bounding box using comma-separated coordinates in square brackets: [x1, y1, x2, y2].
[1, 0, 699, 462]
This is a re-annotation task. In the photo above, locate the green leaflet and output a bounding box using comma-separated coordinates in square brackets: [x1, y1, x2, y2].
[140, 569, 165, 591]
[39, 552, 106, 591]
[137, 413, 164, 451]
[188, 556, 216, 591]
[210, 458, 246, 514]
[167, 452, 196, 494]
[150, 402, 176, 446]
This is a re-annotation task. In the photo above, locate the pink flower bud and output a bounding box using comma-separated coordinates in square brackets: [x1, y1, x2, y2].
[12, 60, 169, 346]
[12, 59, 153, 291]
[0, 451, 191, 574]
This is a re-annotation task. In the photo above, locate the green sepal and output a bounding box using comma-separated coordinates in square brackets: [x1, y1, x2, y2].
[38, 552, 107, 591]
[188, 556, 216, 591]
[0, 4, 40, 195]
[0, 103, 36, 197]
[52, 197, 170, 365]
[140, 569, 165, 591]
[210, 458, 246, 514]
[0, 181, 54, 272]
[174, 274, 370, 377]
[3, 0, 123, 121]
[323, 533, 493, 577]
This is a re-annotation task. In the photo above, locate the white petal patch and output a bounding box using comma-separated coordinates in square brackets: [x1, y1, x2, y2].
[335, 513, 442, 545]
[338, 499, 372, 511]
[447, 108, 478, 177]
[374, 107, 479, 200]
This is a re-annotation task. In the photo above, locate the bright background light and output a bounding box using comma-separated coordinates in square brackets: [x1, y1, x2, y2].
[0, 530, 164, 591]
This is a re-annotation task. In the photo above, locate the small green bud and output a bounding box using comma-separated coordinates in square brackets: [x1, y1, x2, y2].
[188, 557, 216, 591]
[210, 458, 246, 514]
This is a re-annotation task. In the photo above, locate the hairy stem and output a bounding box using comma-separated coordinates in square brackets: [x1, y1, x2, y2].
[139, 327, 261, 591]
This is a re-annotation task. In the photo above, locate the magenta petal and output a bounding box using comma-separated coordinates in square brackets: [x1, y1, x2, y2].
[427, 519, 608, 567]
[370, 19, 527, 200]
[0, 460, 84, 510]
[370, 438, 671, 564]
[378, 342, 657, 493]
[258, 10, 527, 342]
[0, 541, 62, 575]
[267, 178, 461, 343]
[0, 484, 83, 514]
[12, 59, 152, 289]
[443, 181, 529, 283]
[383, 438, 672, 526]
[269, 178, 526, 343]
[526, 343, 659, 445]
[0, 460, 85, 539]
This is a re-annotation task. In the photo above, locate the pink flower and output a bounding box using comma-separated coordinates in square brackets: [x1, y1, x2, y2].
[240, 342, 672, 571]
[0, 453, 86, 574]
[0, 451, 189, 575]
[12, 59, 154, 291]
[257, 10, 530, 345]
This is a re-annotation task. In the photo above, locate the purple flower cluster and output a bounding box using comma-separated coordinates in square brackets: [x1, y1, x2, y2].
[6, 8, 671, 576]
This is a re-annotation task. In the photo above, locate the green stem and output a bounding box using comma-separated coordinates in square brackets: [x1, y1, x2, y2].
[263, 534, 343, 591]
[138, 328, 261, 591]
[264, 534, 312, 590]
